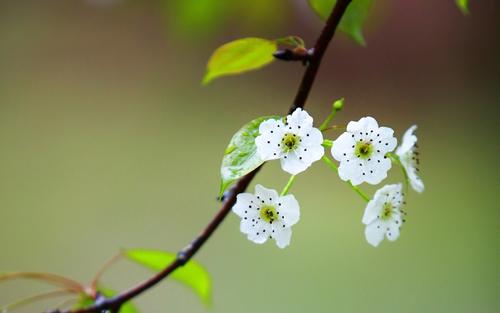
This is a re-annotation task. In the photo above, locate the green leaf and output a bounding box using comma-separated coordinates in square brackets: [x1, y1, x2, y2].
[124, 249, 211, 306]
[164, 0, 229, 38]
[74, 288, 139, 313]
[219, 115, 281, 196]
[455, 0, 469, 15]
[308, 0, 372, 46]
[203, 37, 277, 84]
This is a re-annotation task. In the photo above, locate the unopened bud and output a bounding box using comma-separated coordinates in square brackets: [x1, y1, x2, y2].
[333, 98, 344, 111]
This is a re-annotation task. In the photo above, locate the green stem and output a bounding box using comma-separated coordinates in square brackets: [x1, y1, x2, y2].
[280, 175, 297, 196]
[319, 98, 344, 131]
[387, 152, 409, 194]
[321, 125, 346, 132]
[322, 139, 333, 148]
[321, 156, 370, 202]
[90, 252, 123, 295]
[320, 111, 338, 131]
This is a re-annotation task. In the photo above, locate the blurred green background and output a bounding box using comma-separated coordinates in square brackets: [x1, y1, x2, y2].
[0, 0, 499, 312]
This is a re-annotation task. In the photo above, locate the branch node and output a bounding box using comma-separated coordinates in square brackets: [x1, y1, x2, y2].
[273, 47, 311, 64]
[177, 248, 190, 265]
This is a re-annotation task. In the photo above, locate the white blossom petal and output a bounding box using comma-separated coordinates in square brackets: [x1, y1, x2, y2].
[338, 159, 363, 185]
[396, 125, 417, 156]
[408, 171, 425, 193]
[362, 196, 384, 225]
[295, 144, 324, 166]
[276, 194, 300, 226]
[273, 226, 292, 249]
[232, 193, 258, 217]
[239, 218, 254, 234]
[299, 127, 323, 145]
[386, 217, 401, 242]
[247, 224, 270, 245]
[287, 108, 313, 130]
[255, 119, 285, 161]
[259, 118, 285, 134]
[365, 220, 386, 247]
[255, 184, 279, 205]
[331, 132, 355, 161]
[281, 152, 308, 175]
[396, 125, 424, 193]
[347, 116, 379, 132]
[362, 157, 392, 185]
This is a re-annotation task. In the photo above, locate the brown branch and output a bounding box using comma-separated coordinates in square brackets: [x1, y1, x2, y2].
[65, 1, 352, 312]
[290, 0, 352, 113]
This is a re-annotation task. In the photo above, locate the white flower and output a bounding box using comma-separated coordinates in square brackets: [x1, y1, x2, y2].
[396, 125, 424, 193]
[331, 116, 397, 185]
[232, 184, 300, 248]
[255, 108, 324, 175]
[362, 184, 405, 247]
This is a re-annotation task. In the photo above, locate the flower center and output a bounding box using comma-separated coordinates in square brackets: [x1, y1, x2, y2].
[260, 205, 278, 224]
[355, 142, 373, 159]
[281, 133, 300, 152]
[381, 203, 393, 220]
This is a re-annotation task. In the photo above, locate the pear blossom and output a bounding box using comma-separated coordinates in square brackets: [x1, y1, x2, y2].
[255, 108, 324, 175]
[232, 184, 300, 248]
[396, 125, 424, 193]
[362, 184, 405, 247]
[331, 116, 397, 185]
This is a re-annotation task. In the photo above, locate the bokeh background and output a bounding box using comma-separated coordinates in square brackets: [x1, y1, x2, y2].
[0, 0, 499, 312]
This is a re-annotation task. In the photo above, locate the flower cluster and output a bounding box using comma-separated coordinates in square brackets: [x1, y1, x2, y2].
[231, 107, 424, 248]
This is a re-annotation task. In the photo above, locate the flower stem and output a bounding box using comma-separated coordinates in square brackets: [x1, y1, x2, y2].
[89, 252, 123, 296]
[280, 175, 297, 196]
[321, 125, 346, 132]
[319, 98, 344, 131]
[321, 156, 370, 202]
[387, 152, 409, 194]
[322, 139, 333, 148]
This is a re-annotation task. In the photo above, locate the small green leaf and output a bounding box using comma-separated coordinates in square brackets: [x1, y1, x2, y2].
[203, 37, 277, 84]
[124, 249, 211, 306]
[276, 36, 306, 48]
[308, 0, 372, 46]
[220, 115, 281, 195]
[455, 0, 469, 15]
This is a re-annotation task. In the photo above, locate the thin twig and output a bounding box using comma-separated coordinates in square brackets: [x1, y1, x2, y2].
[0, 272, 83, 293]
[66, 1, 353, 312]
[1, 289, 74, 312]
[89, 252, 124, 296]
